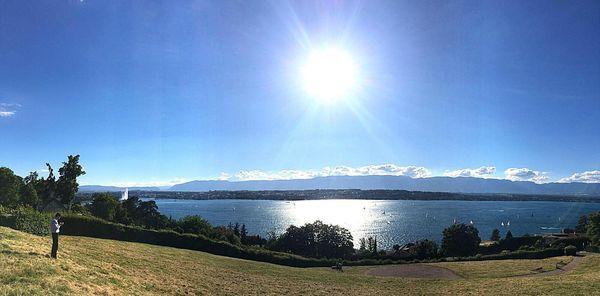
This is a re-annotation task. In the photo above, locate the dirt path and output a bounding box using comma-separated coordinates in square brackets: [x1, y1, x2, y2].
[518, 255, 583, 277]
[366, 264, 461, 279]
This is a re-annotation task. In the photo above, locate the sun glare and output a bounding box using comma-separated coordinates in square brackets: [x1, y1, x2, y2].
[302, 48, 358, 103]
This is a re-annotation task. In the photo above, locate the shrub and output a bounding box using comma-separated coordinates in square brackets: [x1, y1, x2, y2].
[410, 239, 439, 259]
[0, 206, 51, 236]
[564, 245, 577, 256]
[551, 236, 590, 250]
[484, 248, 563, 260]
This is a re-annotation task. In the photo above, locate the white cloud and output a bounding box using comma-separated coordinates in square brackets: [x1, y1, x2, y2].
[0, 103, 20, 118]
[559, 171, 600, 183]
[444, 166, 496, 178]
[504, 168, 548, 183]
[227, 164, 431, 181]
[0, 111, 15, 117]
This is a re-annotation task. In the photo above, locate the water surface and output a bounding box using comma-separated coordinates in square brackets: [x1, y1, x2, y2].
[147, 198, 600, 249]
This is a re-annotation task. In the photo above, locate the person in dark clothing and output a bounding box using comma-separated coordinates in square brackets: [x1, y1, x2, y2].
[50, 213, 64, 259]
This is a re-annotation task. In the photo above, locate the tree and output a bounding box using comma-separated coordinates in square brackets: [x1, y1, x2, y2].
[441, 223, 481, 257]
[270, 221, 354, 258]
[490, 228, 501, 241]
[38, 163, 57, 204]
[576, 215, 589, 234]
[121, 196, 141, 223]
[178, 215, 212, 236]
[410, 240, 439, 259]
[367, 236, 377, 254]
[56, 155, 85, 206]
[240, 224, 248, 243]
[136, 200, 168, 229]
[358, 237, 367, 251]
[505, 230, 513, 240]
[21, 171, 40, 208]
[89, 193, 122, 221]
[0, 167, 21, 206]
[587, 211, 600, 246]
[233, 222, 240, 237]
[19, 183, 39, 208]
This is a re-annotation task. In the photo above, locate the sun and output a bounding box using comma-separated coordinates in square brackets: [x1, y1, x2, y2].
[302, 48, 358, 103]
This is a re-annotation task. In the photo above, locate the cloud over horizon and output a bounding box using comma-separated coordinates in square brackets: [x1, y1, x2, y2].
[559, 170, 600, 183]
[444, 166, 496, 178]
[504, 168, 548, 183]
[225, 164, 432, 181]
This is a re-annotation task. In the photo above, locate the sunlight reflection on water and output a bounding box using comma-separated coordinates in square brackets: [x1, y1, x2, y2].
[147, 198, 600, 249]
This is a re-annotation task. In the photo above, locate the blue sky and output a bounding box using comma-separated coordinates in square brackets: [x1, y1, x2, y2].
[1, 0, 599, 186]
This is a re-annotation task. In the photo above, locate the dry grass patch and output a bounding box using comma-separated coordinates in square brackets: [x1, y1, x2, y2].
[1, 227, 600, 296]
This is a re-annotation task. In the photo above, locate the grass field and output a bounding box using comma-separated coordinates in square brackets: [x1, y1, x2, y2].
[1, 226, 599, 295]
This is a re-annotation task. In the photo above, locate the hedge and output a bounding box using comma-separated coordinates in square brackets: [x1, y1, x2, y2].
[551, 237, 590, 250]
[59, 214, 337, 267]
[478, 236, 543, 255]
[0, 206, 51, 236]
[480, 248, 564, 260]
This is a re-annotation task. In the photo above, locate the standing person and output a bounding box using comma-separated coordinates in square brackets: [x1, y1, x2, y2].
[50, 213, 64, 259]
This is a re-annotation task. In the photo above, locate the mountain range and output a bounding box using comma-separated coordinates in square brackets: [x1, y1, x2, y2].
[81, 176, 600, 195]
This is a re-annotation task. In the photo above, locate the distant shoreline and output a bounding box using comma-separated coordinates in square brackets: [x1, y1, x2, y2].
[75, 189, 600, 203]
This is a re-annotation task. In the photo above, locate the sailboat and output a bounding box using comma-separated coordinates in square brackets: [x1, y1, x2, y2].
[469, 220, 474, 224]
[501, 221, 505, 227]
[507, 221, 510, 227]
[120, 188, 129, 201]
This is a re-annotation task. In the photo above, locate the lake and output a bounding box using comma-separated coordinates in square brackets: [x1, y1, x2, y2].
[146, 198, 600, 249]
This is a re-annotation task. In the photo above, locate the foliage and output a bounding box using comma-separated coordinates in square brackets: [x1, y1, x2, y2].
[587, 211, 600, 245]
[177, 215, 212, 236]
[56, 155, 85, 206]
[410, 239, 439, 259]
[70, 202, 89, 214]
[576, 215, 588, 233]
[59, 214, 336, 267]
[19, 183, 39, 208]
[479, 236, 544, 255]
[0, 206, 51, 236]
[441, 223, 481, 257]
[550, 236, 590, 250]
[505, 230, 513, 240]
[89, 193, 122, 221]
[39, 163, 57, 205]
[564, 245, 577, 256]
[269, 220, 354, 259]
[0, 167, 21, 206]
[490, 228, 500, 241]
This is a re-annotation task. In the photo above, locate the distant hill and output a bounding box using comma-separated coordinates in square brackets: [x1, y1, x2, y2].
[167, 176, 600, 195]
[79, 185, 162, 192]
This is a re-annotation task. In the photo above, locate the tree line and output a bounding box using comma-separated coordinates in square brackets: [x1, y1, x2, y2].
[0, 155, 85, 209]
[2, 156, 600, 260]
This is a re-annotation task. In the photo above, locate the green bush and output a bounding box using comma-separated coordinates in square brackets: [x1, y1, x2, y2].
[0, 206, 51, 236]
[482, 248, 563, 260]
[551, 237, 590, 250]
[564, 245, 577, 256]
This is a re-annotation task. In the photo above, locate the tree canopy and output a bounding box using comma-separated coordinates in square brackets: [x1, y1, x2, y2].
[0, 167, 21, 206]
[56, 155, 85, 206]
[270, 220, 354, 259]
[441, 223, 481, 257]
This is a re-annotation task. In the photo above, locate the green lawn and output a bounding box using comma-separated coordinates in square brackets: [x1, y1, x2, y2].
[1, 226, 599, 295]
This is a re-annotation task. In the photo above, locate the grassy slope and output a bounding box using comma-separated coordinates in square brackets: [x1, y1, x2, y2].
[1, 227, 599, 296]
